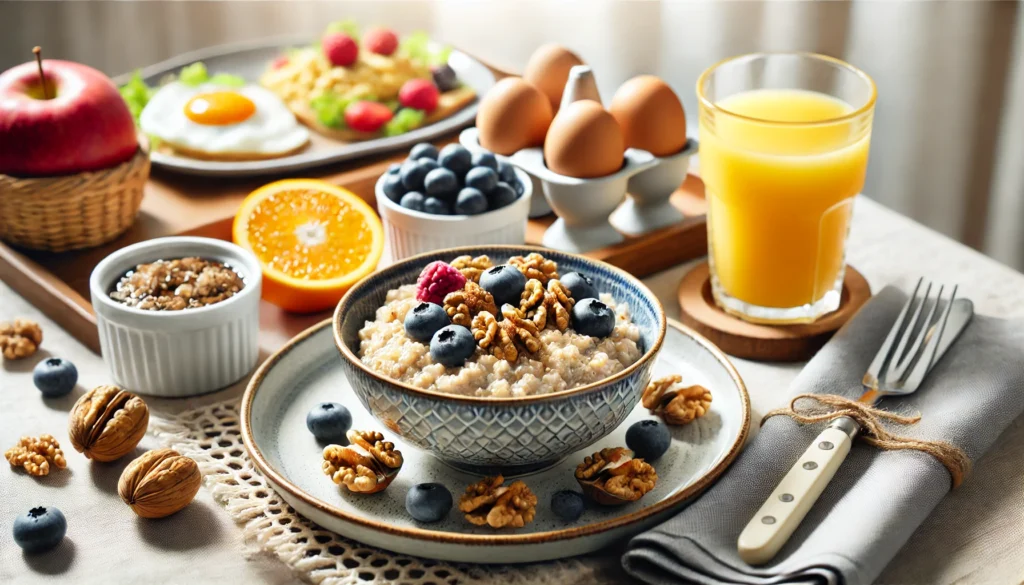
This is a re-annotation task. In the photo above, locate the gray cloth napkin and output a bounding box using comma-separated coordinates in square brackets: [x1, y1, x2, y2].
[622, 286, 1024, 585]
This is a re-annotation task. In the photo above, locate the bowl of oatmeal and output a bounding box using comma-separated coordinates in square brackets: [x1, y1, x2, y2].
[333, 245, 665, 474]
[90, 236, 262, 397]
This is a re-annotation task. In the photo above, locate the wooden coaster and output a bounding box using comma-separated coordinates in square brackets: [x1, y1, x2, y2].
[677, 262, 871, 362]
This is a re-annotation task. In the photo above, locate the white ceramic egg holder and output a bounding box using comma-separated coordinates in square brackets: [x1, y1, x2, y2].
[464, 65, 699, 253]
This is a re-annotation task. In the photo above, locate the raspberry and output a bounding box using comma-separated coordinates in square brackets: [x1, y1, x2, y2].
[399, 79, 440, 113]
[416, 261, 467, 305]
[363, 28, 399, 56]
[323, 32, 358, 67]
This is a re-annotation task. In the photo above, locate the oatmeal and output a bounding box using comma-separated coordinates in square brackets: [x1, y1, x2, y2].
[109, 257, 244, 311]
[358, 284, 642, 397]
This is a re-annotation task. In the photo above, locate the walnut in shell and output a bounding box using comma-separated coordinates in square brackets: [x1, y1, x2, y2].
[5, 434, 67, 477]
[458, 475, 537, 528]
[0, 319, 42, 360]
[642, 375, 712, 425]
[322, 429, 403, 494]
[118, 449, 201, 518]
[574, 447, 657, 505]
[68, 385, 150, 462]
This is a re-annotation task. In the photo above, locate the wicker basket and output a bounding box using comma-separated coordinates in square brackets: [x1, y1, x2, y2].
[0, 147, 150, 252]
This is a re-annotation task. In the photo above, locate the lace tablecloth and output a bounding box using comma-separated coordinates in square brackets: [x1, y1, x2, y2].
[4, 198, 1024, 585]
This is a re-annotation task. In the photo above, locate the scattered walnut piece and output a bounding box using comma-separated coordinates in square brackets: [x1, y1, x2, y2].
[519, 279, 545, 313]
[642, 375, 713, 425]
[575, 447, 657, 505]
[459, 475, 538, 528]
[0, 319, 42, 360]
[509, 253, 558, 284]
[444, 281, 498, 327]
[500, 304, 541, 353]
[450, 255, 493, 283]
[5, 435, 66, 477]
[322, 430, 403, 494]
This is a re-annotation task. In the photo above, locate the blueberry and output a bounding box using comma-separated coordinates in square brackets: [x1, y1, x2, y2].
[410, 142, 439, 161]
[400, 191, 426, 212]
[479, 264, 527, 308]
[454, 187, 488, 215]
[424, 168, 459, 199]
[306, 402, 353, 442]
[550, 490, 585, 521]
[497, 160, 517, 184]
[512, 180, 525, 196]
[418, 158, 441, 173]
[387, 162, 402, 175]
[571, 298, 615, 338]
[404, 301, 450, 342]
[487, 182, 518, 210]
[423, 197, 450, 215]
[405, 482, 453, 523]
[13, 506, 66, 554]
[560, 272, 599, 301]
[429, 325, 476, 367]
[464, 167, 498, 194]
[33, 357, 77, 398]
[382, 172, 406, 203]
[400, 159, 431, 191]
[626, 419, 672, 462]
[471, 151, 499, 171]
[438, 144, 472, 178]
[431, 64, 460, 93]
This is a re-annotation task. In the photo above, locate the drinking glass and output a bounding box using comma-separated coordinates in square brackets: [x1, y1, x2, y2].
[697, 53, 876, 323]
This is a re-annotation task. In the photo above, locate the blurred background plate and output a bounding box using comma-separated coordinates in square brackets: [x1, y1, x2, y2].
[114, 35, 495, 177]
[241, 318, 750, 563]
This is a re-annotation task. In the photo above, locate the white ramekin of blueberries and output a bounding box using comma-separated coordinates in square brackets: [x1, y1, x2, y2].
[375, 142, 533, 261]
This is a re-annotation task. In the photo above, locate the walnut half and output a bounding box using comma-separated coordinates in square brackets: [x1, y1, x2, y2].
[322, 430, 403, 494]
[509, 253, 558, 284]
[450, 255, 493, 283]
[642, 375, 713, 425]
[459, 475, 538, 528]
[575, 447, 657, 505]
[0, 319, 42, 360]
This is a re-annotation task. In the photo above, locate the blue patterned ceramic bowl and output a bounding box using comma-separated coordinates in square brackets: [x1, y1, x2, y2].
[333, 245, 666, 475]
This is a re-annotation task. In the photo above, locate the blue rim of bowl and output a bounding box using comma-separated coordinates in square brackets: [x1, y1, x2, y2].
[331, 244, 668, 405]
[241, 315, 750, 546]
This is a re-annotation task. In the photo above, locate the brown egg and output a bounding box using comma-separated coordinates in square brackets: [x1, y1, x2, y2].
[523, 44, 586, 111]
[477, 77, 553, 155]
[544, 100, 624, 178]
[609, 75, 688, 157]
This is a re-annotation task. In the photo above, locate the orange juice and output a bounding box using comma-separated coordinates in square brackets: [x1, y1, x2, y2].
[700, 88, 872, 313]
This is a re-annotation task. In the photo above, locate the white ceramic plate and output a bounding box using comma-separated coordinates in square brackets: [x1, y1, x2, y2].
[241, 318, 749, 563]
[114, 35, 495, 177]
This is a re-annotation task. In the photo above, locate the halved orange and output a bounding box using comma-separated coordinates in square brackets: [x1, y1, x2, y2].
[233, 179, 384, 313]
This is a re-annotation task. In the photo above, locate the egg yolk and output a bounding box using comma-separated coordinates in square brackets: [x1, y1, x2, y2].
[184, 91, 256, 125]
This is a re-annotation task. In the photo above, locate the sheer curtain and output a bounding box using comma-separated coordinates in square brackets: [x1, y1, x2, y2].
[2, 0, 1021, 269]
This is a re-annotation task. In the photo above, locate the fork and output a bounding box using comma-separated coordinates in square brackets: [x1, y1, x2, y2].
[737, 278, 974, 565]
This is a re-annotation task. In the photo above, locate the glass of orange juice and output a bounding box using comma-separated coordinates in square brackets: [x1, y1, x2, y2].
[697, 53, 876, 324]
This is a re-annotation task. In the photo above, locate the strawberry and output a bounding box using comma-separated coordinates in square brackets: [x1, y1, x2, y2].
[398, 79, 440, 113]
[322, 32, 358, 67]
[363, 28, 399, 56]
[344, 101, 394, 133]
[271, 55, 290, 70]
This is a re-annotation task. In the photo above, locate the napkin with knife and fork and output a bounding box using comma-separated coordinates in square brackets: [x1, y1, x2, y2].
[622, 285, 1024, 585]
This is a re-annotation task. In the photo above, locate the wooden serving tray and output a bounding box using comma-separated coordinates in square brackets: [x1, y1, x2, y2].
[0, 153, 705, 356]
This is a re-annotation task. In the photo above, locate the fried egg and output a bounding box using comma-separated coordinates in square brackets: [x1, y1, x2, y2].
[140, 82, 309, 159]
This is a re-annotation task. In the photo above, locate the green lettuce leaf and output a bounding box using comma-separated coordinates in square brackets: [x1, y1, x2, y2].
[400, 31, 451, 67]
[179, 62, 246, 87]
[384, 108, 425, 136]
[310, 92, 353, 128]
[118, 70, 155, 125]
[325, 19, 360, 41]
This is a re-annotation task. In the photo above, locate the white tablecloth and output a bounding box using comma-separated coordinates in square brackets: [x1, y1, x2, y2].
[3, 197, 1024, 584]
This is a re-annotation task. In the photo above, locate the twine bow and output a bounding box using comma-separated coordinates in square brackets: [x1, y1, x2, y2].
[763, 394, 971, 488]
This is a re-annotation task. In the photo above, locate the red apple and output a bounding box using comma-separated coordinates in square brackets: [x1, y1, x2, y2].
[0, 56, 138, 177]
